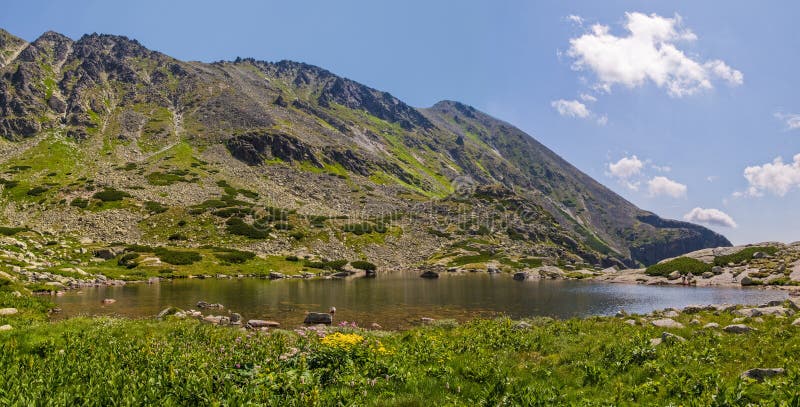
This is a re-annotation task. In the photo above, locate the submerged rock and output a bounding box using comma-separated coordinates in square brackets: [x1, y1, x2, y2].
[247, 320, 280, 328]
[304, 312, 333, 325]
[420, 271, 439, 279]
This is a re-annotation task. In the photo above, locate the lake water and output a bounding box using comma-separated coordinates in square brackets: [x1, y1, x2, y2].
[52, 272, 788, 330]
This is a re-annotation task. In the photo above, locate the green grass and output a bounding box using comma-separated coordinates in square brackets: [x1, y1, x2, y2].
[646, 257, 713, 277]
[1, 308, 800, 405]
[714, 246, 780, 266]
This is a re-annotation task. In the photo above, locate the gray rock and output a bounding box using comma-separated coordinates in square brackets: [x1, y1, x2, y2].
[741, 368, 785, 381]
[662, 310, 680, 318]
[247, 319, 280, 328]
[651, 318, 684, 328]
[791, 318, 800, 327]
[724, 324, 753, 334]
[269, 272, 286, 280]
[624, 319, 637, 326]
[690, 318, 702, 325]
[203, 315, 222, 324]
[0, 308, 19, 316]
[661, 332, 686, 344]
[304, 312, 333, 325]
[734, 308, 762, 318]
[101, 298, 116, 304]
[789, 298, 800, 311]
[649, 338, 662, 346]
[230, 313, 242, 323]
[513, 272, 528, 281]
[740, 276, 756, 286]
[157, 307, 180, 320]
[682, 305, 704, 314]
[0, 324, 12, 331]
[702, 271, 714, 279]
[752, 251, 765, 259]
[712, 266, 723, 275]
[514, 321, 532, 330]
[667, 270, 681, 280]
[703, 322, 720, 329]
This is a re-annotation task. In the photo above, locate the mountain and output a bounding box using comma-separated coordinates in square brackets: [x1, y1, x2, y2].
[0, 29, 730, 272]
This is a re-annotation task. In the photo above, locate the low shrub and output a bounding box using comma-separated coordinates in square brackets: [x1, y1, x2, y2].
[713, 246, 779, 266]
[144, 201, 168, 214]
[93, 188, 131, 202]
[214, 249, 256, 264]
[226, 217, 269, 239]
[350, 260, 377, 271]
[285, 255, 299, 262]
[26, 186, 49, 196]
[168, 233, 187, 241]
[646, 257, 712, 277]
[70, 198, 90, 209]
[0, 226, 28, 236]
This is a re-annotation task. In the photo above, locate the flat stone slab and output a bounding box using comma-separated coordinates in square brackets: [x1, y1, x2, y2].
[651, 318, 684, 328]
[0, 308, 18, 316]
[724, 324, 753, 333]
[247, 319, 280, 328]
[304, 312, 332, 325]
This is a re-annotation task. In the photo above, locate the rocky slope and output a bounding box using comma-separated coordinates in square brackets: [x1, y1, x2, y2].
[0, 28, 731, 278]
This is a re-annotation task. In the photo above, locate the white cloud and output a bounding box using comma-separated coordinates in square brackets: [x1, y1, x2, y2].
[579, 93, 597, 102]
[608, 155, 643, 179]
[567, 15, 584, 25]
[551, 99, 591, 118]
[596, 115, 608, 126]
[567, 12, 743, 97]
[706, 175, 718, 182]
[774, 112, 800, 130]
[647, 176, 687, 198]
[683, 207, 737, 228]
[742, 153, 800, 196]
[651, 164, 671, 173]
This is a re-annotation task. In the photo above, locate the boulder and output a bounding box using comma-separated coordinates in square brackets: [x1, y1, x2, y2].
[269, 272, 286, 280]
[752, 251, 765, 259]
[712, 266, 723, 275]
[93, 248, 120, 260]
[156, 307, 180, 320]
[791, 318, 800, 327]
[661, 332, 686, 344]
[651, 318, 684, 329]
[0, 308, 19, 316]
[304, 312, 333, 325]
[741, 368, 785, 381]
[624, 319, 637, 326]
[756, 306, 793, 317]
[101, 298, 116, 304]
[667, 270, 681, 280]
[724, 324, 753, 334]
[702, 272, 714, 279]
[203, 315, 222, 324]
[247, 319, 280, 328]
[681, 305, 704, 314]
[0, 324, 12, 331]
[421, 317, 436, 324]
[230, 313, 242, 324]
[788, 297, 800, 311]
[703, 322, 720, 329]
[734, 308, 762, 318]
[662, 310, 680, 318]
[740, 276, 756, 286]
[420, 271, 439, 279]
[513, 272, 528, 281]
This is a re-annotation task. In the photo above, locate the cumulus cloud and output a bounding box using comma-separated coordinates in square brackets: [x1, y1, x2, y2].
[647, 176, 687, 198]
[579, 93, 597, 102]
[742, 153, 800, 196]
[567, 12, 743, 97]
[774, 112, 800, 130]
[567, 15, 584, 25]
[551, 99, 591, 118]
[596, 115, 608, 126]
[683, 207, 737, 228]
[608, 155, 643, 179]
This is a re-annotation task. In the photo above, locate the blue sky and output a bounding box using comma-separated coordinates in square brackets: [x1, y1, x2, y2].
[2, 1, 798, 244]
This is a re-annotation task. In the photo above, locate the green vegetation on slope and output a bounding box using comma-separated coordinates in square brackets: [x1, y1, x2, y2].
[714, 246, 780, 266]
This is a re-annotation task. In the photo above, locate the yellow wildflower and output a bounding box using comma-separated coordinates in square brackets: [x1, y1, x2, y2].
[321, 332, 364, 349]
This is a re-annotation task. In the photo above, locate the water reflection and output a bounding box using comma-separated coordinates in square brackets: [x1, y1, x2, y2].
[52, 273, 789, 330]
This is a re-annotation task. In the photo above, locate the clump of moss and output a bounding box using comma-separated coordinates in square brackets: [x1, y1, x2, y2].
[144, 201, 168, 214]
[70, 198, 90, 209]
[0, 226, 28, 236]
